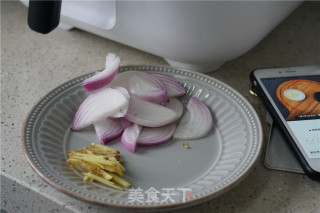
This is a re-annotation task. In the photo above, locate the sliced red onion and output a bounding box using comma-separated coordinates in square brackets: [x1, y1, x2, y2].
[110, 71, 168, 103]
[121, 123, 142, 152]
[125, 96, 178, 127]
[121, 118, 132, 129]
[137, 123, 176, 146]
[83, 53, 120, 92]
[165, 98, 184, 119]
[109, 108, 128, 118]
[110, 87, 130, 118]
[173, 97, 213, 140]
[152, 73, 186, 97]
[71, 88, 129, 131]
[114, 86, 130, 99]
[93, 118, 123, 144]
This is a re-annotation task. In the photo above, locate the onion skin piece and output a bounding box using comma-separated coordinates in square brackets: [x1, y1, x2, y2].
[152, 73, 186, 97]
[93, 118, 123, 144]
[71, 88, 129, 131]
[83, 53, 120, 92]
[121, 123, 142, 152]
[125, 96, 178, 127]
[137, 123, 176, 146]
[173, 97, 213, 140]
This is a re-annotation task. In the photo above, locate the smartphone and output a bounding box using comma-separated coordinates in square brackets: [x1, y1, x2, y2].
[250, 65, 320, 181]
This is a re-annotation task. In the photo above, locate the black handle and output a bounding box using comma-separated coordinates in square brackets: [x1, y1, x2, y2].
[28, 0, 62, 34]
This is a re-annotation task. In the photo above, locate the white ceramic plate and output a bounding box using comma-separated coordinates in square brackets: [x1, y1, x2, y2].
[22, 65, 263, 210]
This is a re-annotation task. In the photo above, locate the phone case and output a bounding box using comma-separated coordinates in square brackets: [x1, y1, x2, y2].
[250, 70, 320, 181]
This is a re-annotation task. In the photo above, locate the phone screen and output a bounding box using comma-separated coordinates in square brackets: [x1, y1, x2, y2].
[261, 75, 320, 159]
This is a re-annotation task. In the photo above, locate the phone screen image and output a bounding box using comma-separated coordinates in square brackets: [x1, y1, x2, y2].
[261, 75, 320, 159]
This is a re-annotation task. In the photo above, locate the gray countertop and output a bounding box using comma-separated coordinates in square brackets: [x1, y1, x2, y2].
[1, 1, 320, 213]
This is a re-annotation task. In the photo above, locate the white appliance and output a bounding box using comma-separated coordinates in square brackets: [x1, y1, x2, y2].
[21, 1, 302, 72]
